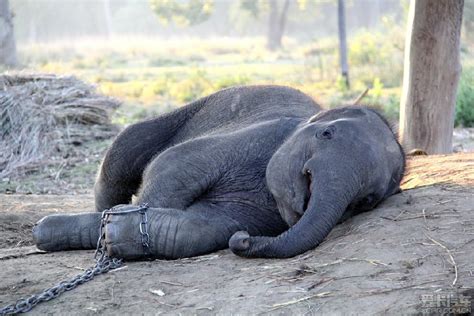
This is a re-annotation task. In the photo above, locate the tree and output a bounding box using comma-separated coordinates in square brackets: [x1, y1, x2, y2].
[102, 0, 113, 38]
[337, 0, 349, 88]
[149, 0, 214, 26]
[266, 0, 290, 50]
[150, 0, 291, 50]
[399, 0, 464, 154]
[239, 0, 291, 51]
[0, 0, 17, 67]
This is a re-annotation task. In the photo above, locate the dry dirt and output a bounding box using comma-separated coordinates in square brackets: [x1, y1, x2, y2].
[0, 153, 473, 315]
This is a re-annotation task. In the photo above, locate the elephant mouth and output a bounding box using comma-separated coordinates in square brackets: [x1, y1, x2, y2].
[285, 207, 302, 227]
[303, 171, 312, 211]
[284, 170, 312, 227]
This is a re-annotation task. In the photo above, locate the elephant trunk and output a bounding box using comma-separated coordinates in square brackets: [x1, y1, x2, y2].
[229, 165, 359, 258]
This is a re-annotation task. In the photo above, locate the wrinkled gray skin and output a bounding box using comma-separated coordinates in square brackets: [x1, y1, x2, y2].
[33, 85, 405, 259]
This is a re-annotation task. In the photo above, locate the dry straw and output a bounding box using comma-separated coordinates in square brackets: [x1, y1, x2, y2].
[0, 73, 120, 178]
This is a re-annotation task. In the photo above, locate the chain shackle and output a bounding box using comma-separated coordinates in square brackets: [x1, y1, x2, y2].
[0, 203, 149, 315]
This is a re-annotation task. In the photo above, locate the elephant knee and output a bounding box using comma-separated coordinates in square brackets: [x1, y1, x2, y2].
[94, 177, 134, 211]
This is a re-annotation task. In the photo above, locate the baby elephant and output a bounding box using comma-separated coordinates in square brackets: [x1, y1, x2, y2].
[33, 85, 405, 259]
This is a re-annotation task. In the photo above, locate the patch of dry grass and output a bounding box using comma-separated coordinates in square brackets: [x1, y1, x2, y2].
[0, 73, 120, 179]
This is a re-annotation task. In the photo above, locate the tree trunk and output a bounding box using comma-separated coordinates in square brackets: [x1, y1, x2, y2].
[26, 0, 38, 43]
[0, 0, 17, 67]
[399, 0, 464, 154]
[266, 0, 290, 51]
[102, 0, 113, 38]
[337, 0, 349, 89]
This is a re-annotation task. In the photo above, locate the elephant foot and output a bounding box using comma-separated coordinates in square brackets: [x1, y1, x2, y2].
[33, 212, 101, 251]
[104, 205, 155, 260]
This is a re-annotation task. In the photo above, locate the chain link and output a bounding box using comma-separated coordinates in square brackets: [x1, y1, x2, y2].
[0, 203, 149, 315]
[138, 208, 150, 254]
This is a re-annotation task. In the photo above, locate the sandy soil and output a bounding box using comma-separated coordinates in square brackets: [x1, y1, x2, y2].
[0, 153, 473, 315]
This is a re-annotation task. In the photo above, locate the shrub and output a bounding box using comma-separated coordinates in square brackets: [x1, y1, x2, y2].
[455, 67, 474, 127]
[148, 57, 185, 67]
[169, 69, 213, 103]
[214, 75, 250, 90]
[383, 95, 400, 121]
[349, 32, 380, 66]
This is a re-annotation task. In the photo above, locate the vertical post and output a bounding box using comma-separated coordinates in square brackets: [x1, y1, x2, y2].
[337, 0, 349, 89]
[102, 0, 113, 38]
[399, 0, 464, 154]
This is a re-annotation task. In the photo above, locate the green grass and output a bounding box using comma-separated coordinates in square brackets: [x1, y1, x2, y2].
[8, 34, 474, 194]
[16, 34, 474, 125]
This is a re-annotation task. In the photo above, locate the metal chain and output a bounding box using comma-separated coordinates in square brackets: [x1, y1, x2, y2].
[139, 208, 151, 255]
[0, 203, 149, 315]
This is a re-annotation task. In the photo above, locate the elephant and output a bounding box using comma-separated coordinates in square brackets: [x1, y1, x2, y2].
[33, 85, 405, 259]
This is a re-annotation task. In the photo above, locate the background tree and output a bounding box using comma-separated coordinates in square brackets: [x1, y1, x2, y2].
[337, 0, 349, 88]
[239, 0, 291, 50]
[150, 0, 291, 50]
[0, 0, 17, 67]
[399, 0, 464, 154]
[266, 0, 291, 50]
[102, 0, 113, 37]
[149, 0, 214, 26]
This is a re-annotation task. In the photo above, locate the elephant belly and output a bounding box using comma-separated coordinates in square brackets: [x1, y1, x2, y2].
[186, 193, 288, 237]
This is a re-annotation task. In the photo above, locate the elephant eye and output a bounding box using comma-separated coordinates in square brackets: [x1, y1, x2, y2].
[362, 194, 379, 207]
[316, 125, 336, 140]
[363, 195, 374, 205]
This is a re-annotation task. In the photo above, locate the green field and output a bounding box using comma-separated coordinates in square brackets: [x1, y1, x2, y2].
[11, 23, 474, 128]
[3, 30, 473, 195]
[16, 33, 409, 123]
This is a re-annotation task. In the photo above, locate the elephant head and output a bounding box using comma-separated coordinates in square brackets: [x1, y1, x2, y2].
[230, 106, 405, 258]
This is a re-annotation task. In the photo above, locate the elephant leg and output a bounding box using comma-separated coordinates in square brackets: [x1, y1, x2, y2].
[34, 137, 229, 255]
[105, 206, 243, 260]
[135, 137, 223, 210]
[33, 212, 102, 251]
[94, 107, 196, 211]
[32, 204, 244, 258]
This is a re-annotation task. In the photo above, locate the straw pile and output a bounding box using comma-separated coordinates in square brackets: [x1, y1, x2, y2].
[0, 73, 120, 178]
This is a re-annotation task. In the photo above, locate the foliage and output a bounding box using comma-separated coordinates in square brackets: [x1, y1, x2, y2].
[335, 75, 349, 92]
[239, 0, 261, 17]
[371, 77, 384, 98]
[214, 74, 251, 90]
[349, 32, 380, 65]
[364, 78, 400, 121]
[18, 29, 462, 127]
[238, 0, 303, 19]
[463, 0, 474, 43]
[455, 67, 474, 127]
[348, 23, 404, 88]
[169, 68, 213, 102]
[149, 0, 214, 26]
[329, 75, 400, 122]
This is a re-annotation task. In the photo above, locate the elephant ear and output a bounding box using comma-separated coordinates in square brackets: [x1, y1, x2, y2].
[336, 106, 407, 198]
[364, 107, 406, 197]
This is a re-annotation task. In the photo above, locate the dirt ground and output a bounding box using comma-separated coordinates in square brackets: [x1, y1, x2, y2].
[0, 153, 473, 315]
